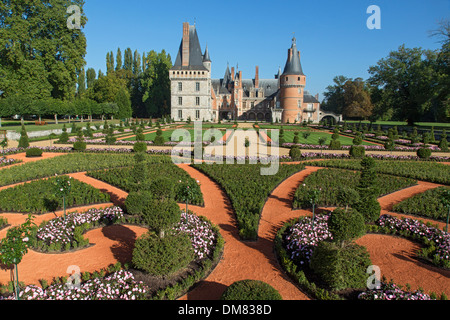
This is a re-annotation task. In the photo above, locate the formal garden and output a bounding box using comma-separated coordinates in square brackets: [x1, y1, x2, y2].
[0, 120, 449, 301]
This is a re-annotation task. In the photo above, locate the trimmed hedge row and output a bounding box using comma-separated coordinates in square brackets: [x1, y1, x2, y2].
[192, 163, 306, 240]
[293, 168, 417, 209]
[0, 177, 110, 214]
[303, 159, 450, 185]
[0, 153, 172, 187]
[392, 186, 450, 222]
[87, 163, 204, 206]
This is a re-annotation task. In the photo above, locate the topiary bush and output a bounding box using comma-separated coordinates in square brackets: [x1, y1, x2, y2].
[309, 241, 372, 291]
[349, 146, 365, 158]
[417, 148, 432, 159]
[289, 147, 302, 160]
[141, 198, 182, 238]
[133, 142, 147, 153]
[327, 208, 366, 243]
[18, 125, 29, 148]
[73, 141, 87, 151]
[439, 130, 448, 152]
[221, 280, 283, 300]
[132, 232, 194, 276]
[58, 124, 69, 143]
[353, 135, 363, 146]
[26, 148, 43, 158]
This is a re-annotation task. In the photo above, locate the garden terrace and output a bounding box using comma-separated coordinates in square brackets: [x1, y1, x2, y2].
[293, 168, 418, 209]
[392, 186, 450, 222]
[0, 177, 110, 214]
[191, 163, 307, 240]
[86, 162, 204, 206]
[0, 153, 172, 187]
[302, 159, 450, 185]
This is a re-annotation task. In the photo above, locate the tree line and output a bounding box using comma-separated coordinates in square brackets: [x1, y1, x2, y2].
[321, 20, 449, 125]
[0, 0, 172, 124]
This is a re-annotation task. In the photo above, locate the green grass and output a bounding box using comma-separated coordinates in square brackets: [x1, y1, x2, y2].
[344, 120, 450, 128]
[123, 129, 227, 142]
[3, 120, 121, 133]
[269, 131, 378, 146]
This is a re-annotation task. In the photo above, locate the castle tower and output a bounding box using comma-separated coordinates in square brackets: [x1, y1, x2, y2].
[170, 22, 213, 122]
[280, 37, 306, 124]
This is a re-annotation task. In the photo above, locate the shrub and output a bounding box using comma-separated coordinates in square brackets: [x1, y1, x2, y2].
[141, 198, 182, 237]
[58, 125, 69, 143]
[124, 190, 154, 216]
[26, 148, 43, 158]
[154, 132, 165, 145]
[417, 148, 432, 159]
[309, 241, 372, 291]
[73, 141, 87, 151]
[221, 280, 282, 300]
[439, 130, 448, 152]
[355, 197, 381, 223]
[132, 232, 194, 276]
[349, 146, 365, 158]
[289, 147, 302, 160]
[327, 208, 366, 243]
[353, 135, 363, 146]
[133, 142, 147, 153]
[18, 125, 29, 148]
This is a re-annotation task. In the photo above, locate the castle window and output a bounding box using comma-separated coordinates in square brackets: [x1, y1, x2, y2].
[178, 97, 183, 105]
[178, 82, 182, 91]
[196, 97, 200, 106]
[196, 82, 200, 92]
[196, 110, 200, 119]
[178, 110, 183, 119]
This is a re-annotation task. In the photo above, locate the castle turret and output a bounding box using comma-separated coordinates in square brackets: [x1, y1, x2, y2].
[280, 37, 306, 124]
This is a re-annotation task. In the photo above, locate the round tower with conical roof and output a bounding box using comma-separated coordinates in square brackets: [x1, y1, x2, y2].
[280, 37, 306, 124]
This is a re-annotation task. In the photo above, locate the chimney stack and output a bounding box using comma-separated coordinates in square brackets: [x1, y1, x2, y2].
[255, 66, 259, 89]
[182, 22, 190, 67]
[231, 67, 235, 81]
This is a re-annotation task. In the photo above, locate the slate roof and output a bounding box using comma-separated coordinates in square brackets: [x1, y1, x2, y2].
[283, 37, 305, 76]
[172, 25, 208, 71]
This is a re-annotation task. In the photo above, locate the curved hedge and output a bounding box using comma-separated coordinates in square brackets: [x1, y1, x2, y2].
[221, 280, 282, 300]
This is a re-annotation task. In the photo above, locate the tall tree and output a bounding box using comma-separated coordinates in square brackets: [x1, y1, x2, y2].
[77, 68, 86, 98]
[123, 48, 133, 72]
[140, 50, 172, 117]
[0, 0, 88, 101]
[321, 76, 349, 115]
[342, 78, 373, 119]
[86, 68, 97, 89]
[368, 45, 439, 125]
[115, 86, 132, 120]
[116, 48, 122, 72]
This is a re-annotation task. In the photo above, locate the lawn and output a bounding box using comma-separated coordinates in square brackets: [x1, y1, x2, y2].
[123, 129, 227, 142]
[268, 130, 379, 146]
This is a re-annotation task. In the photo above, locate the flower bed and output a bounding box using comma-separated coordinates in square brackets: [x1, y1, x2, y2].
[358, 281, 432, 300]
[0, 157, 20, 167]
[375, 214, 450, 268]
[31, 207, 124, 252]
[4, 269, 148, 300]
[174, 212, 217, 260]
[277, 213, 448, 300]
[284, 214, 333, 265]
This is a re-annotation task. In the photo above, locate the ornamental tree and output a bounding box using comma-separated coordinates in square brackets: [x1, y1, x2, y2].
[0, 214, 35, 300]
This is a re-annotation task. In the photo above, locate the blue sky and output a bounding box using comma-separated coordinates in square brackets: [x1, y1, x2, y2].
[83, 0, 449, 100]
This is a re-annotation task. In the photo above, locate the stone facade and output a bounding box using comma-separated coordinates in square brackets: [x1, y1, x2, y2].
[170, 23, 326, 124]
